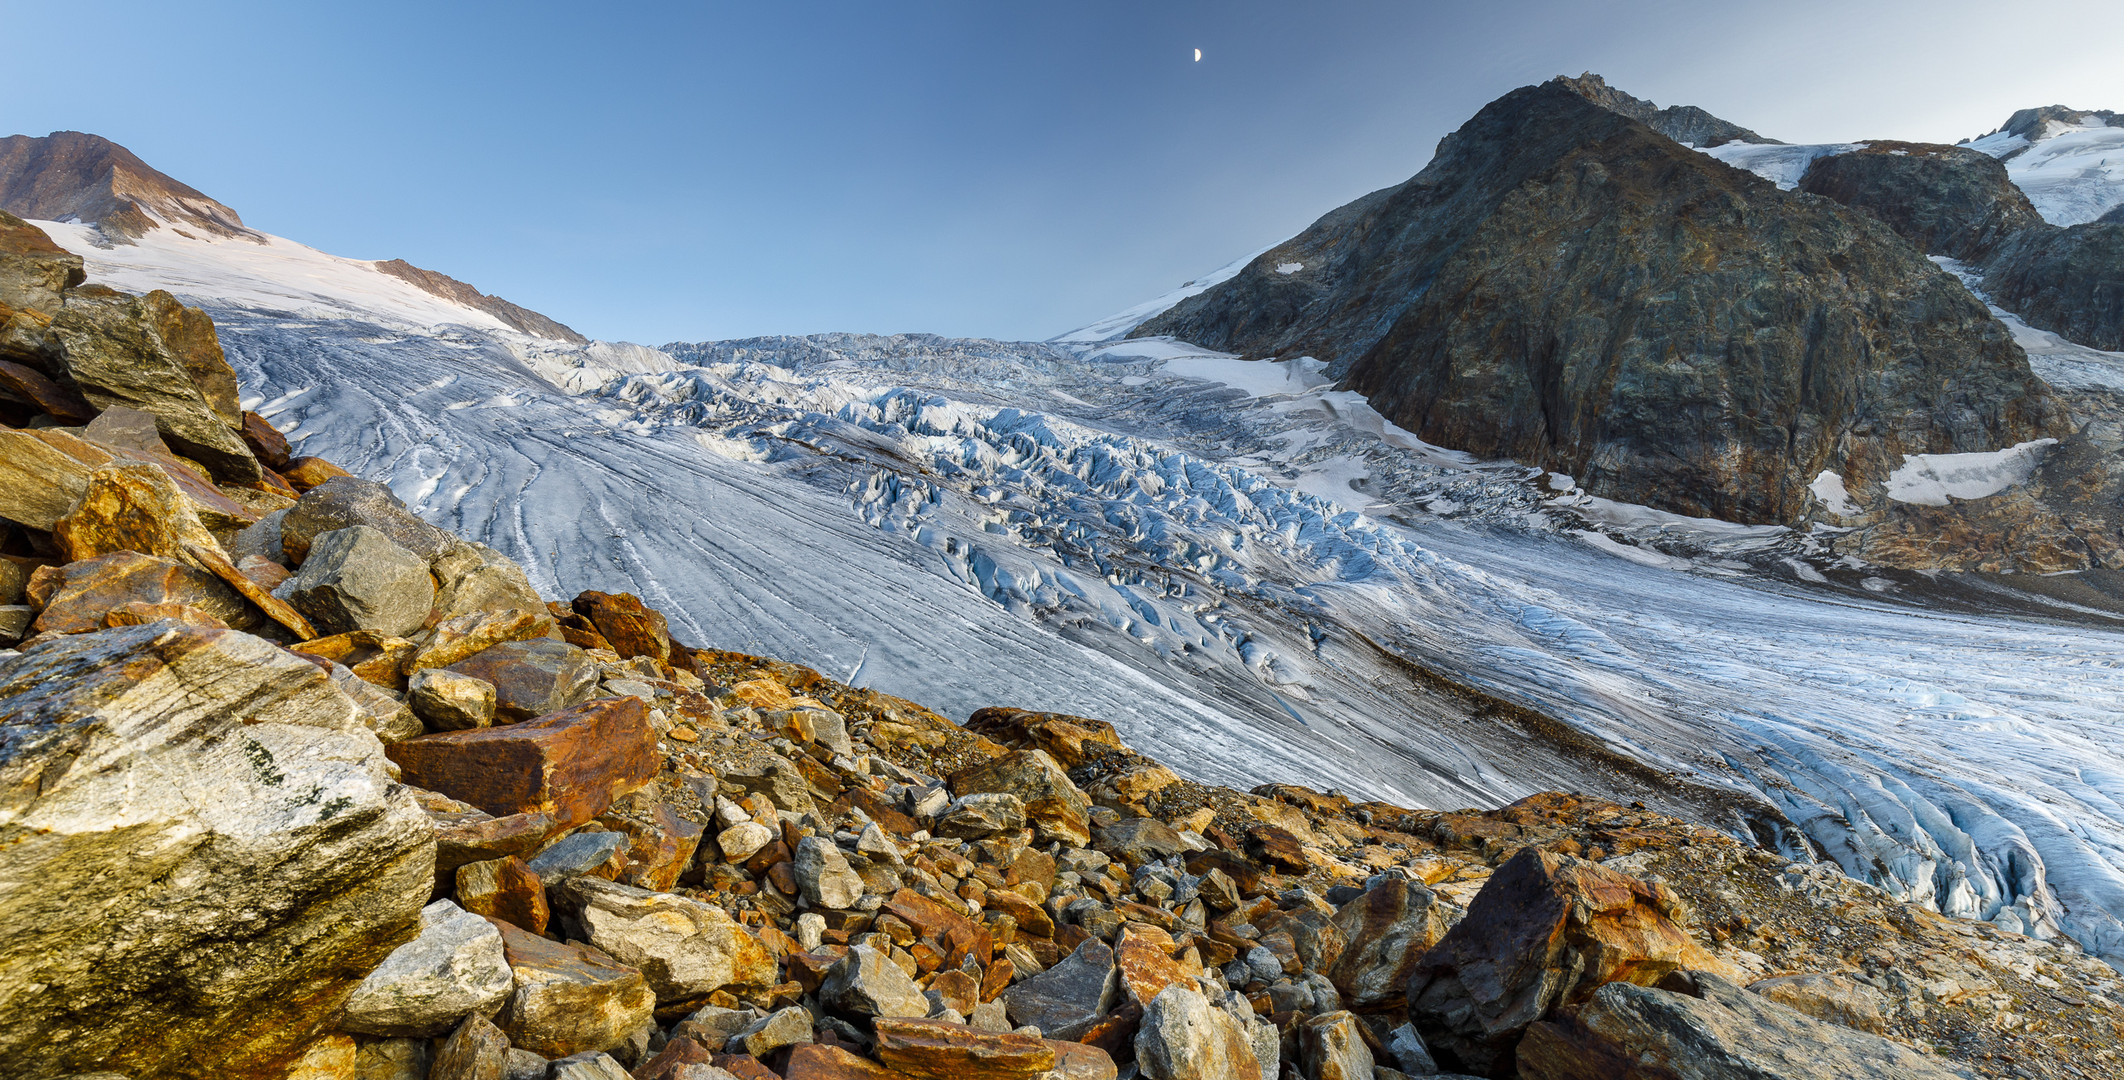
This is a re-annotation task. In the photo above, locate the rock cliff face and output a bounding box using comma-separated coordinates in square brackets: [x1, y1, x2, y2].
[1138, 79, 2068, 526]
[1553, 72, 1776, 148]
[0, 130, 259, 243]
[1984, 222, 2124, 351]
[1796, 141, 2046, 263]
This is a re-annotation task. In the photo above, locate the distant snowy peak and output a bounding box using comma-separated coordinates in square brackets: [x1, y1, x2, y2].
[1964, 106, 2124, 226]
[0, 130, 258, 244]
[3, 129, 586, 343]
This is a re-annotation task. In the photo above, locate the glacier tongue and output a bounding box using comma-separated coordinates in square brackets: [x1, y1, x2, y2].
[39, 222, 2124, 966]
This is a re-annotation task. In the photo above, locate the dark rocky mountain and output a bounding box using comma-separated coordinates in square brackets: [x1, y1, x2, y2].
[1136, 77, 2066, 528]
[1987, 105, 2122, 156]
[373, 258, 588, 345]
[1984, 222, 2124, 351]
[1795, 141, 2044, 263]
[0, 130, 259, 243]
[1554, 72, 1777, 148]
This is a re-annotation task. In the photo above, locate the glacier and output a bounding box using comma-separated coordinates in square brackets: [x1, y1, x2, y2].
[28, 216, 2124, 967]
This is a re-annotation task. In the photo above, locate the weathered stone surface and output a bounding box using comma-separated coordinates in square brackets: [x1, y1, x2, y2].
[964, 707, 1125, 769]
[1298, 1011, 1374, 1080]
[1001, 937, 1117, 1042]
[187, 540, 316, 639]
[1515, 971, 1970, 1080]
[445, 638, 600, 723]
[388, 696, 657, 826]
[1559, 73, 1772, 148]
[1404, 846, 1738, 1076]
[934, 791, 1025, 839]
[717, 820, 776, 863]
[52, 286, 261, 481]
[0, 622, 434, 1078]
[457, 856, 551, 937]
[102, 599, 226, 629]
[430, 802, 567, 889]
[341, 899, 514, 1037]
[489, 917, 655, 1059]
[1984, 220, 2124, 352]
[29, 549, 248, 635]
[873, 1017, 1057, 1079]
[1114, 922, 1189, 1008]
[0, 427, 93, 530]
[293, 630, 417, 688]
[286, 1035, 358, 1080]
[526, 830, 631, 885]
[1132, 985, 1261, 1080]
[1326, 876, 1447, 1010]
[729, 1004, 815, 1057]
[0, 356, 92, 421]
[784, 1045, 908, 1079]
[795, 834, 865, 909]
[1746, 972, 1890, 1034]
[241, 409, 292, 469]
[51, 460, 224, 567]
[430, 1012, 513, 1080]
[410, 667, 499, 731]
[983, 887, 1054, 939]
[611, 802, 705, 893]
[0, 604, 30, 645]
[1138, 78, 2068, 532]
[563, 877, 777, 1002]
[430, 541, 548, 624]
[547, 1051, 632, 1080]
[950, 750, 1091, 847]
[571, 590, 672, 662]
[1094, 817, 1183, 865]
[410, 608, 553, 673]
[718, 755, 820, 816]
[276, 525, 436, 637]
[0, 208, 83, 316]
[281, 476, 455, 565]
[283, 455, 351, 492]
[354, 1035, 436, 1080]
[820, 944, 930, 1020]
[326, 660, 425, 744]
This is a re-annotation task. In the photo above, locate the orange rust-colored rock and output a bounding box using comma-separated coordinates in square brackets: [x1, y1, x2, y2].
[281, 455, 350, 492]
[964, 707, 1125, 768]
[102, 600, 226, 629]
[1113, 923, 1188, 1008]
[785, 1043, 917, 1079]
[1404, 845, 1741, 1076]
[30, 550, 247, 635]
[611, 802, 706, 893]
[571, 589, 672, 662]
[240, 410, 291, 469]
[487, 917, 654, 1060]
[882, 890, 992, 971]
[456, 856, 550, 936]
[185, 541, 315, 639]
[872, 1017, 1057, 1079]
[0, 356, 93, 421]
[983, 888, 1054, 939]
[387, 696, 658, 826]
[52, 461, 224, 568]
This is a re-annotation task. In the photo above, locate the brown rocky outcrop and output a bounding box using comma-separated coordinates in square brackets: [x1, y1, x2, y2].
[1137, 78, 2067, 530]
[0, 131, 260, 243]
[1796, 141, 2046, 262]
[386, 695, 658, 825]
[373, 258, 589, 345]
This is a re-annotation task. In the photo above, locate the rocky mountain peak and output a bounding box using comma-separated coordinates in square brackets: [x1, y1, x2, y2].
[0, 130, 259, 244]
[1994, 104, 2121, 147]
[373, 259, 588, 345]
[1552, 72, 1778, 148]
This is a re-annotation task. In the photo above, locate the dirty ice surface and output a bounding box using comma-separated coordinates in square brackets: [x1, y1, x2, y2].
[37, 216, 2124, 966]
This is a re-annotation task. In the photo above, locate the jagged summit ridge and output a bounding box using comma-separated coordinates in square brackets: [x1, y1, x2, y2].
[1554, 72, 1777, 148]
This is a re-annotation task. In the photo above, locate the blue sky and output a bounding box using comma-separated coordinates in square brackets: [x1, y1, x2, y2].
[4, 1, 2119, 343]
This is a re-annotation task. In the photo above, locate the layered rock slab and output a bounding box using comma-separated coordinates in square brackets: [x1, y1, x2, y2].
[0, 623, 433, 1079]
[386, 695, 657, 826]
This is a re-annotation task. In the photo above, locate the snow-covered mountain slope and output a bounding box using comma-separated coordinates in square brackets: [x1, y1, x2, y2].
[31, 216, 2124, 967]
[1967, 115, 2124, 226]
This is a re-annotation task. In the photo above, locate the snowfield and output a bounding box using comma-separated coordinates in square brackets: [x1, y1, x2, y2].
[34, 216, 2124, 968]
[1968, 118, 2124, 226]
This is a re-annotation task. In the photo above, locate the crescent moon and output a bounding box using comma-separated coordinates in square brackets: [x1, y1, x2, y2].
[1194, 48, 1202, 62]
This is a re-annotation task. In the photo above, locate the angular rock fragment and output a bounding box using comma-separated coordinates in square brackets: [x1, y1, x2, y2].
[950, 749, 1091, 847]
[563, 877, 777, 1002]
[729, 1004, 815, 1057]
[387, 696, 657, 826]
[820, 944, 931, 1020]
[283, 455, 351, 492]
[795, 834, 866, 909]
[445, 637, 601, 722]
[430, 1012, 514, 1080]
[430, 540, 548, 624]
[275, 524, 436, 637]
[547, 1051, 633, 1080]
[611, 802, 705, 892]
[327, 659, 425, 744]
[52, 286, 261, 481]
[457, 856, 552, 937]
[51, 460, 226, 569]
[934, 791, 1026, 839]
[341, 899, 515, 1037]
[1094, 818, 1183, 864]
[29, 549, 248, 635]
[572, 589, 673, 662]
[0, 622, 433, 1077]
[1746, 972, 1891, 1035]
[1297, 1011, 1373, 1080]
[0, 427, 93, 530]
[1114, 922, 1189, 1008]
[784, 1044, 905, 1079]
[489, 917, 656, 1059]
[872, 1017, 1057, 1079]
[410, 607, 554, 673]
[281, 476, 455, 565]
[527, 830, 631, 885]
[1515, 971, 1970, 1080]
[1001, 938, 1117, 1042]
[410, 667, 500, 731]
[1132, 985, 1261, 1080]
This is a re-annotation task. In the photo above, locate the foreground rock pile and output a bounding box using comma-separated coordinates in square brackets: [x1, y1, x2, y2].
[3, 213, 2122, 1080]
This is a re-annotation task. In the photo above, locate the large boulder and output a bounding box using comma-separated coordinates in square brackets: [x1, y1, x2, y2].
[0, 623, 434, 1078]
[561, 877, 776, 1002]
[570, 590, 672, 662]
[51, 285, 260, 481]
[340, 899, 514, 1037]
[794, 834, 865, 910]
[280, 476, 457, 565]
[819, 944, 930, 1021]
[1326, 876, 1449, 1011]
[386, 696, 657, 827]
[488, 917, 655, 1059]
[1515, 971, 1972, 1079]
[1001, 938, 1118, 1042]
[29, 549, 250, 635]
[872, 1017, 1057, 1079]
[1404, 846, 1738, 1076]
[1132, 985, 1261, 1080]
[51, 460, 226, 570]
[430, 541, 548, 624]
[275, 524, 436, 638]
[949, 749, 1091, 847]
[444, 638, 600, 723]
[1298, 1011, 1375, 1080]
